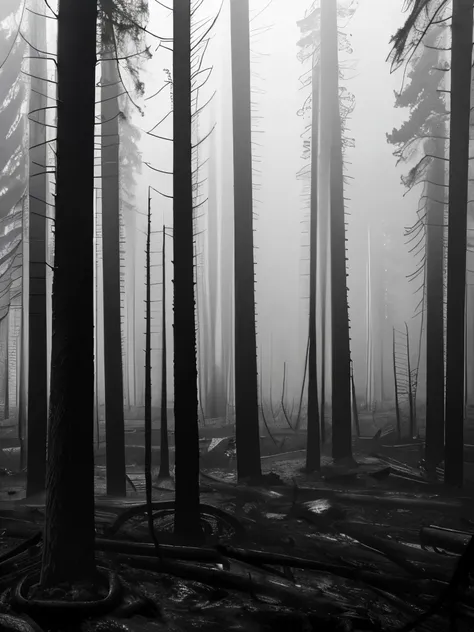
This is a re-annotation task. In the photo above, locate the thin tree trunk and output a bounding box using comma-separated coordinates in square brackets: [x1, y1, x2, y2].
[40, 0, 97, 587]
[425, 136, 445, 467]
[101, 27, 126, 496]
[306, 57, 321, 472]
[26, 2, 48, 496]
[444, 0, 473, 486]
[173, 0, 201, 537]
[321, 0, 352, 460]
[230, 0, 261, 481]
[392, 328, 402, 440]
[18, 305, 26, 471]
[206, 121, 221, 418]
[4, 315, 9, 421]
[406, 322, 415, 438]
[144, 188, 154, 543]
[159, 226, 170, 479]
[351, 361, 360, 438]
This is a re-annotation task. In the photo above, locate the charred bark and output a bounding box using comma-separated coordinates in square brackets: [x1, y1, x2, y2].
[100, 21, 126, 496]
[425, 136, 445, 468]
[321, 0, 352, 461]
[40, 0, 98, 586]
[445, 0, 473, 486]
[173, 0, 201, 536]
[306, 56, 321, 472]
[230, 0, 262, 481]
[159, 226, 170, 479]
[26, 1, 48, 497]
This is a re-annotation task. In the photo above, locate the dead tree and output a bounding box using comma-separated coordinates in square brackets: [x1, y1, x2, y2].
[173, 0, 201, 536]
[159, 225, 170, 479]
[26, 1, 48, 496]
[100, 8, 126, 496]
[230, 0, 262, 481]
[40, 0, 98, 587]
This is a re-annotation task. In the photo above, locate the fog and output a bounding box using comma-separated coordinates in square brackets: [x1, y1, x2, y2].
[109, 0, 422, 417]
[0, 0, 431, 422]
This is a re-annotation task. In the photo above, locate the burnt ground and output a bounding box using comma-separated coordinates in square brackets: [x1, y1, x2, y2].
[0, 413, 474, 631]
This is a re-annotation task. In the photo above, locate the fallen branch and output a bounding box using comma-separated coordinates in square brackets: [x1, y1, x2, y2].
[105, 501, 246, 542]
[420, 525, 472, 556]
[115, 553, 361, 616]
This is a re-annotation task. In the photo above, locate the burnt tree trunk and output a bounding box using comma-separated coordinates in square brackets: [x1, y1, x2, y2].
[425, 139, 445, 468]
[173, 0, 201, 537]
[444, 0, 473, 486]
[306, 56, 321, 472]
[321, 0, 353, 461]
[159, 226, 170, 479]
[230, 0, 262, 481]
[40, 0, 98, 587]
[101, 22, 126, 496]
[26, 3, 48, 496]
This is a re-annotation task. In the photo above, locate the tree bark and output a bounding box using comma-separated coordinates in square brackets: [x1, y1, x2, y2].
[173, 0, 201, 537]
[321, 0, 353, 461]
[40, 0, 97, 587]
[159, 226, 170, 479]
[230, 0, 262, 481]
[444, 0, 473, 486]
[425, 135, 445, 468]
[26, 1, 48, 497]
[306, 56, 321, 472]
[101, 29, 126, 497]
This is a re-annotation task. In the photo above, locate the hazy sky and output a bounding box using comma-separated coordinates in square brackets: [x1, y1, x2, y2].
[119, 0, 424, 406]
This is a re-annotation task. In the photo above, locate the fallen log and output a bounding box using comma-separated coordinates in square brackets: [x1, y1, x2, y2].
[216, 544, 439, 595]
[0, 532, 41, 565]
[114, 553, 361, 616]
[95, 537, 222, 562]
[420, 526, 472, 556]
[338, 523, 454, 581]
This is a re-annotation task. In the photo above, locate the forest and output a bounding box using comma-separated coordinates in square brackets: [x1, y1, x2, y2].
[1, 0, 474, 630]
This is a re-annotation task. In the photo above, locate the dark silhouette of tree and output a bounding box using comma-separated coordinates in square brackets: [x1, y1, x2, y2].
[41, 0, 98, 586]
[159, 226, 170, 479]
[100, 3, 127, 498]
[230, 0, 262, 482]
[306, 57, 321, 472]
[391, 0, 473, 486]
[0, 1, 27, 429]
[320, 0, 352, 461]
[98, 0, 150, 495]
[173, 0, 201, 537]
[387, 22, 448, 468]
[26, 1, 48, 497]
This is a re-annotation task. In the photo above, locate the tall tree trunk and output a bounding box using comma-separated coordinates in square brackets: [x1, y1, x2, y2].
[3, 315, 9, 421]
[41, 0, 97, 587]
[321, 0, 353, 461]
[230, 0, 261, 481]
[306, 56, 321, 472]
[173, 0, 201, 537]
[26, 2, 48, 496]
[101, 26, 126, 496]
[425, 135, 445, 468]
[144, 189, 153, 534]
[444, 0, 473, 486]
[18, 304, 26, 471]
[159, 226, 170, 479]
[206, 122, 221, 419]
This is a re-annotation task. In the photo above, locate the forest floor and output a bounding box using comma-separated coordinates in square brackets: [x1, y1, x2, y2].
[0, 415, 474, 630]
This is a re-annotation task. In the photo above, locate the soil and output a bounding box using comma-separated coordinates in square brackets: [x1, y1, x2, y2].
[0, 411, 473, 631]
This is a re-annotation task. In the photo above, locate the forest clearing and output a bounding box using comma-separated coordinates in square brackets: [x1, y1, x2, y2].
[2, 0, 474, 630]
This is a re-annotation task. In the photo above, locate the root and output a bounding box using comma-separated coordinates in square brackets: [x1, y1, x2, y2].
[11, 567, 121, 619]
[106, 502, 246, 542]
